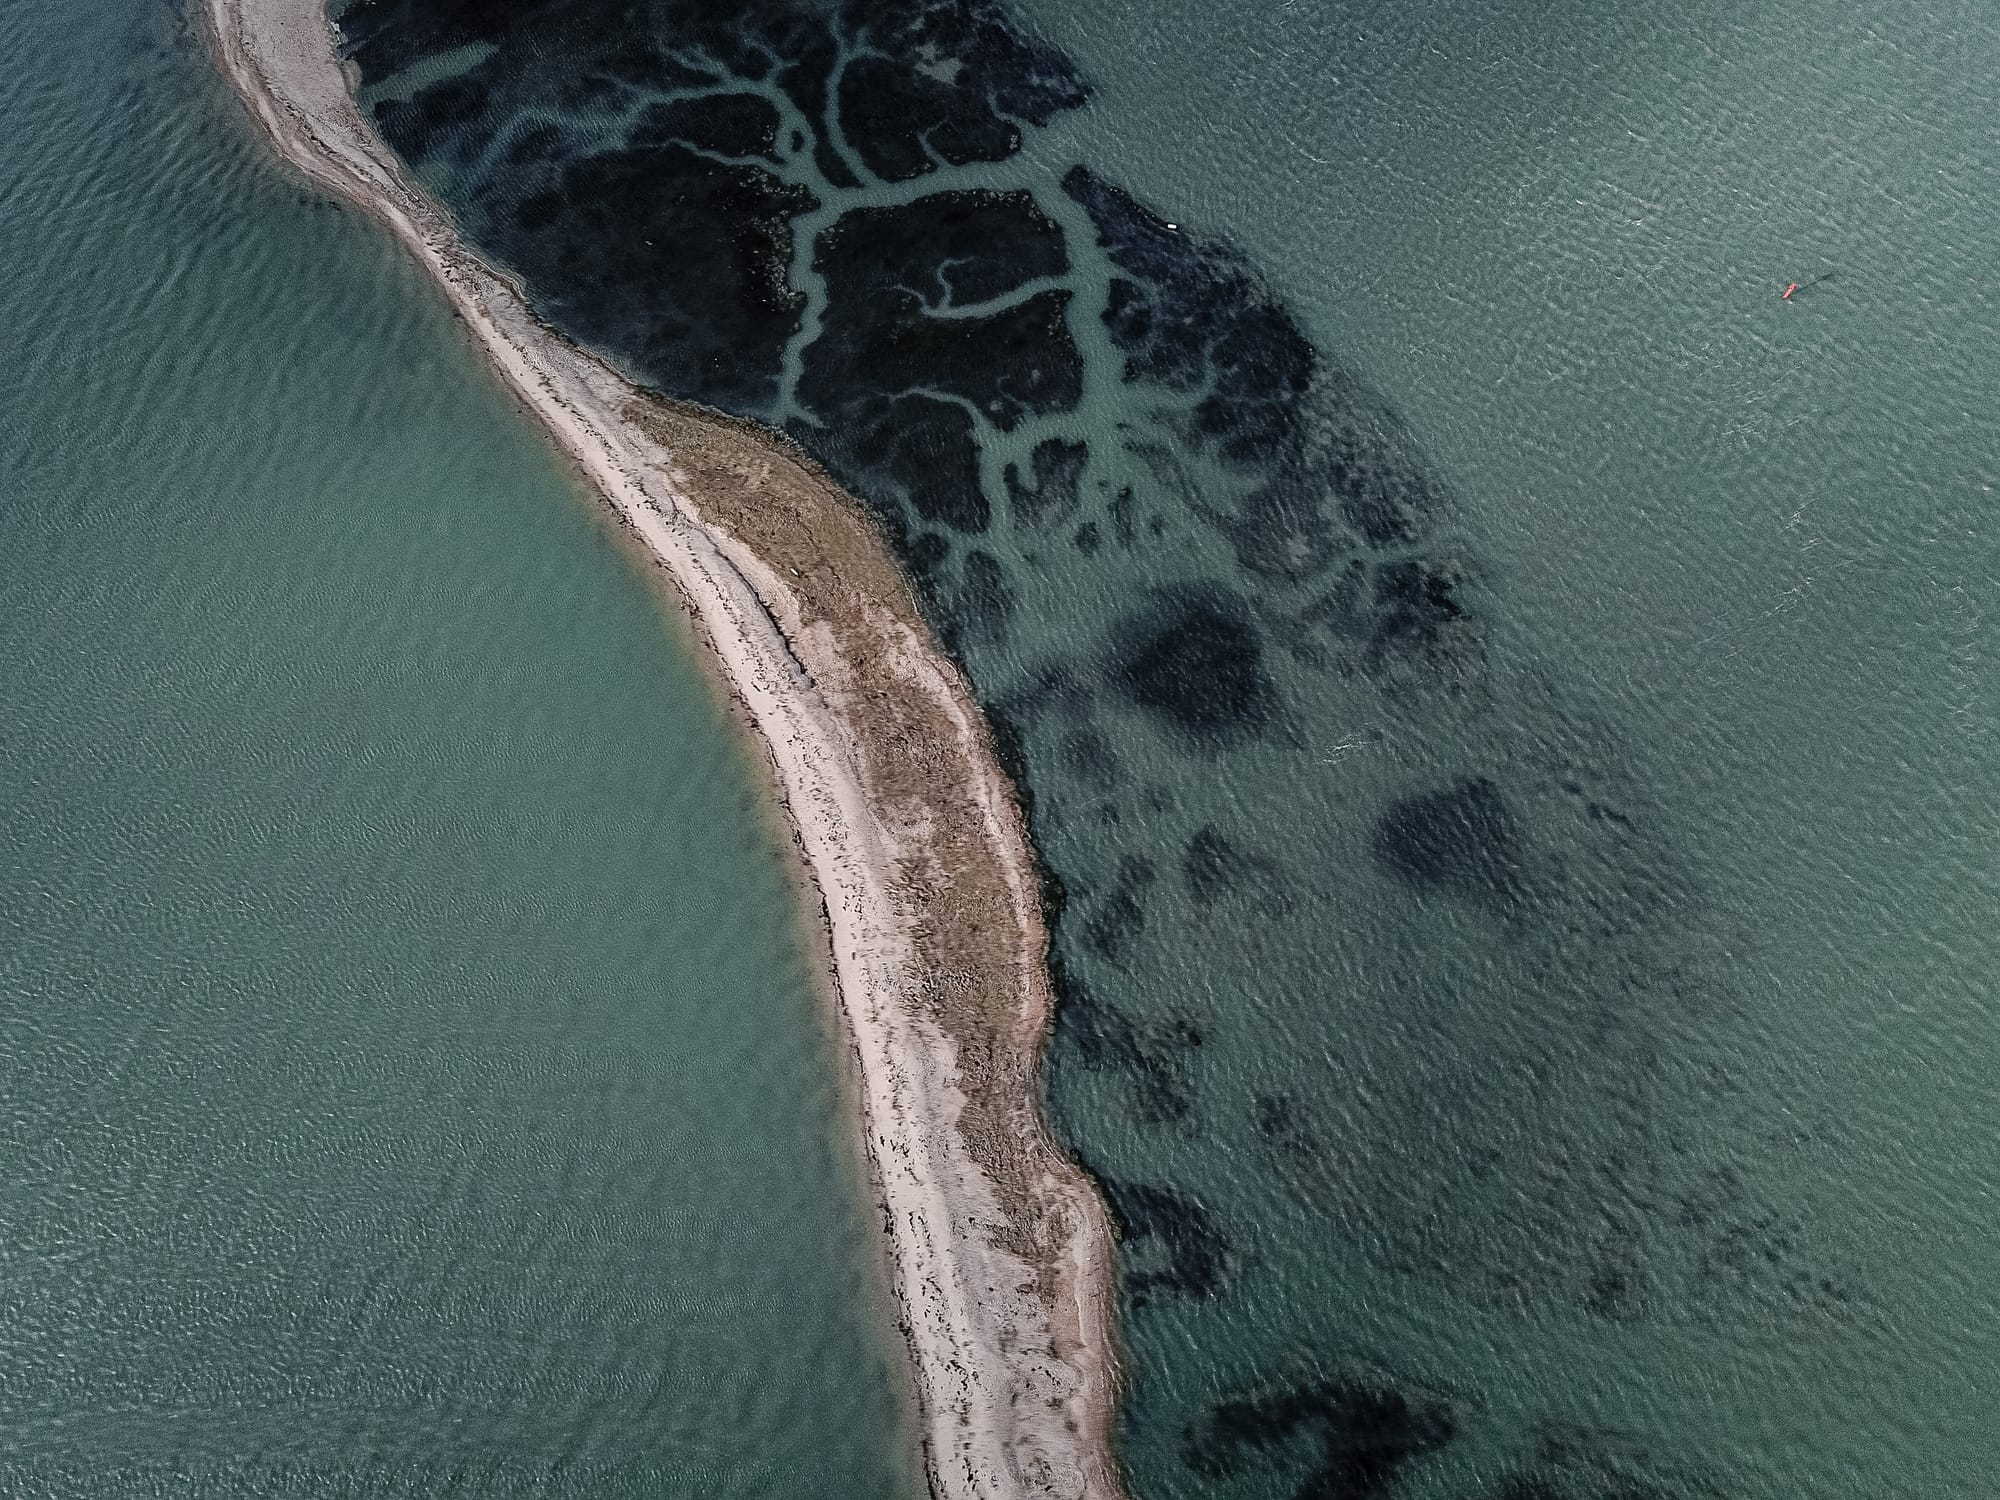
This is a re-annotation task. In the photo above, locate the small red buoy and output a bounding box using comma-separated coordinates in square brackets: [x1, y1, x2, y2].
[1782, 282, 1799, 300]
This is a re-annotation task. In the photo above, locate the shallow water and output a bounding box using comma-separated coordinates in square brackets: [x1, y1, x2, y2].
[0, 2, 921, 1492]
[323, 0, 1994, 1495]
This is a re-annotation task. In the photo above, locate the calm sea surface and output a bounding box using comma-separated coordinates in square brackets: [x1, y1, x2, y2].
[325, 0, 1997, 1495]
[9, 0, 1992, 1494]
[0, 1, 921, 1493]
[1006, 2, 2000, 1495]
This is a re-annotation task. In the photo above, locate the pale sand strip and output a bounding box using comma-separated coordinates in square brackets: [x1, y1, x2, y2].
[201, 2, 1124, 1495]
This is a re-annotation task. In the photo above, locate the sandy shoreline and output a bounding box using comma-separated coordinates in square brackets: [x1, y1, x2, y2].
[200, 1, 1123, 1494]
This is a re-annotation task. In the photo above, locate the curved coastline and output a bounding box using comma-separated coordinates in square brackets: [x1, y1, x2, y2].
[199, 2, 1125, 1495]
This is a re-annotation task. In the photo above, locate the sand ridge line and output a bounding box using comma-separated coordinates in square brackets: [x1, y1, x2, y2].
[201, 3, 1125, 1496]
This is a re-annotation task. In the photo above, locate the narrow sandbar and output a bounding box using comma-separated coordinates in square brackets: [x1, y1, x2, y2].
[201, 2, 1125, 1495]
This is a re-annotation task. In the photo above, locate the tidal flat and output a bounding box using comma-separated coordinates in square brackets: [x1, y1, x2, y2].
[327, 0, 2000, 1495]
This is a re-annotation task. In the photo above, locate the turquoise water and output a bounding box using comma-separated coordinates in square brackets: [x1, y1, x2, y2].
[322, 0, 1999, 1495]
[0, 2, 921, 1493]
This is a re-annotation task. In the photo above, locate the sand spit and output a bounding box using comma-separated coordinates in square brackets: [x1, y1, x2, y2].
[202, 2, 1124, 1495]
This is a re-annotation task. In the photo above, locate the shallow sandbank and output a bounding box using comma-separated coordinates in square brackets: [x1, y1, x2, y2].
[201, 2, 1125, 1496]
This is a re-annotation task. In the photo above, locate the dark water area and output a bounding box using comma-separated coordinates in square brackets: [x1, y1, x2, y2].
[330, 0, 2000, 1495]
